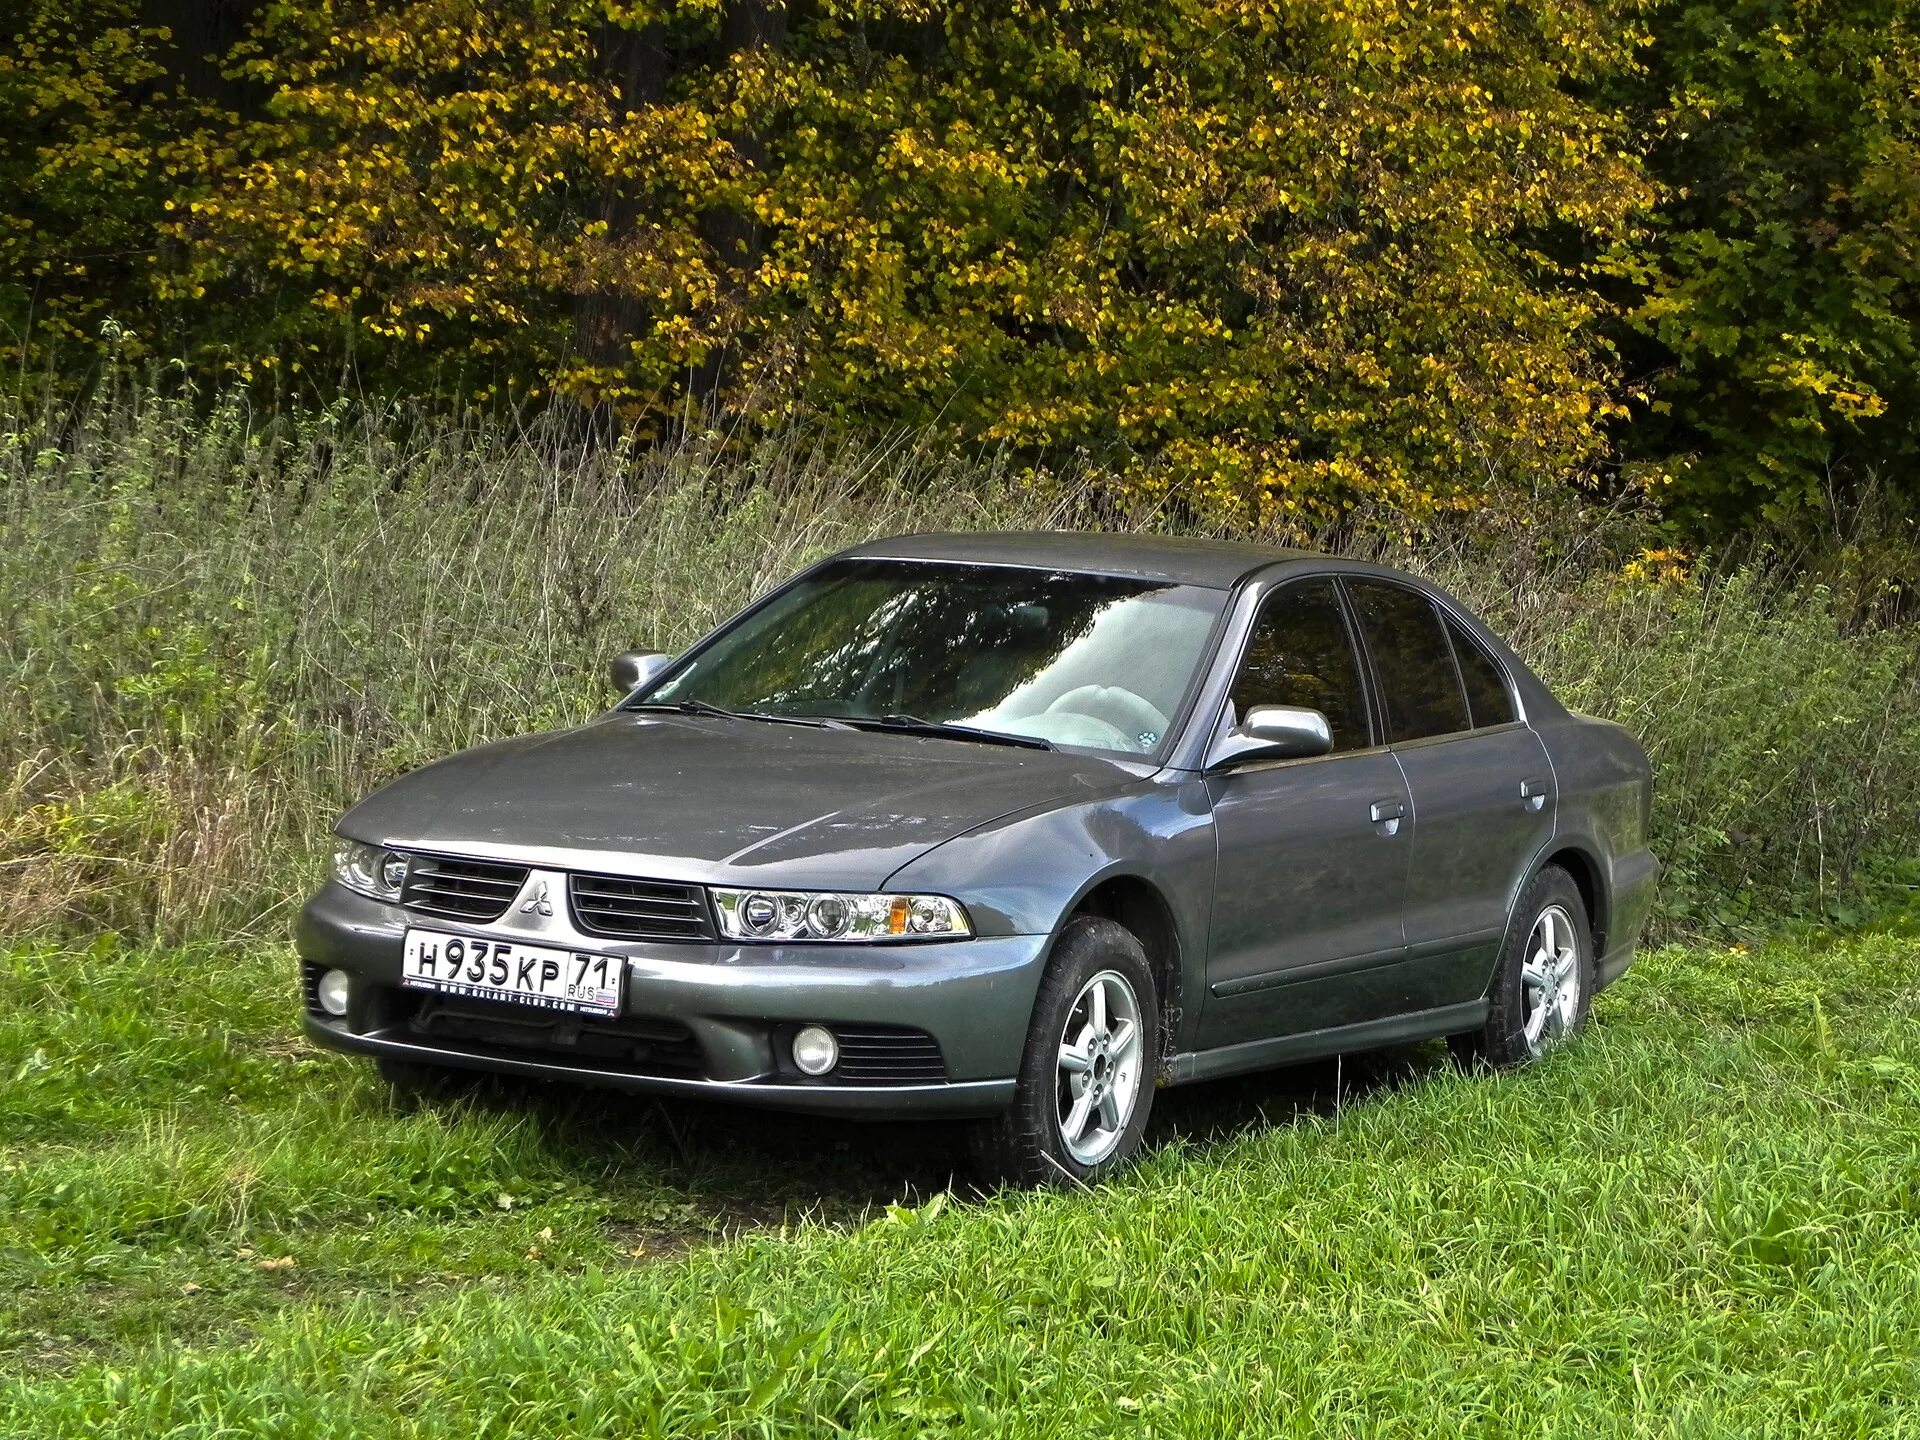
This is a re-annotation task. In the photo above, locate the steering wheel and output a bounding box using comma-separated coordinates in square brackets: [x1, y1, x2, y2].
[1045, 686, 1171, 752]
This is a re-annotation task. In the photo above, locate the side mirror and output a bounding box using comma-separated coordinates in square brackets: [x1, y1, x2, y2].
[610, 649, 673, 696]
[1206, 704, 1333, 771]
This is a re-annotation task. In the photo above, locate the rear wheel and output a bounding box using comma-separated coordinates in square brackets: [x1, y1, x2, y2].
[1452, 865, 1593, 1069]
[970, 917, 1159, 1188]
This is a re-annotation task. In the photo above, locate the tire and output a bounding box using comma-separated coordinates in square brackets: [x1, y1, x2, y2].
[970, 916, 1160, 1188]
[1451, 865, 1594, 1070]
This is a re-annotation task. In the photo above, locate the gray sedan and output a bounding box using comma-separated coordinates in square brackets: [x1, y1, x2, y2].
[298, 532, 1658, 1184]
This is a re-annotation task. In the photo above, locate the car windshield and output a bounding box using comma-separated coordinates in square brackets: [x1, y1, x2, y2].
[635, 559, 1227, 757]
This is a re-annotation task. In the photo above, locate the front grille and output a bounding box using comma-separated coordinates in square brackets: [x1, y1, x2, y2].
[830, 1026, 947, 1084]
[569, 872, 713, 941]
[400, 854, 531, 922]
[403, 994, 705, 1079]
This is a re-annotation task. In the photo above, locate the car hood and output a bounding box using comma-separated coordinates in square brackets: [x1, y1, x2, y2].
[339, 712, 1142, 889]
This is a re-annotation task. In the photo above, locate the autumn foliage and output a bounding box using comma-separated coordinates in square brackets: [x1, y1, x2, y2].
[3, 0, 1918, 536]
[0, 1, 184, 367]
[1621, 0, 1920, 534]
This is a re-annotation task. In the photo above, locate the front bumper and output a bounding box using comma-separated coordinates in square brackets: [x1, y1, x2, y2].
[295, 882, 1044, 1119]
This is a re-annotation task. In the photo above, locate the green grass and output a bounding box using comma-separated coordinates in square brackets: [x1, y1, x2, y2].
[5, 918, 1919, 1435]
[4, 388, 1918, 1434]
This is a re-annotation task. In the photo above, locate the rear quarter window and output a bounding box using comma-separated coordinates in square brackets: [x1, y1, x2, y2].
[1446, 615, 1517, 728]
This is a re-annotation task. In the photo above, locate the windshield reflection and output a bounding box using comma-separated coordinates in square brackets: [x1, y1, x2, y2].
[639, 560, 1225, 757]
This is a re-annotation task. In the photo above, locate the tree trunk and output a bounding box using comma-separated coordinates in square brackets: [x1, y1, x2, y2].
[140, 0, 263, 113]
[691, 0, 788, 404]
[572, 18, 673, 381]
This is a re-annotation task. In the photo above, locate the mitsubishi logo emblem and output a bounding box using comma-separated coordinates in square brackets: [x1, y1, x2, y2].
[520, 880, 554, 917]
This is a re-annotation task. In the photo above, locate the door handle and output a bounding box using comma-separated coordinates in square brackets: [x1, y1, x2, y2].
[1521, 777, 1548, 812]
[1368, 798, 1405, 837]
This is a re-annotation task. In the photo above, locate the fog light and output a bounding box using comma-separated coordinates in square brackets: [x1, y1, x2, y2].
[792, 1024, 839, 1076]
[317, 968, 352, 1017]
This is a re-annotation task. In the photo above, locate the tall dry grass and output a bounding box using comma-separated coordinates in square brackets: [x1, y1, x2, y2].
[4, 388, 1916, 941]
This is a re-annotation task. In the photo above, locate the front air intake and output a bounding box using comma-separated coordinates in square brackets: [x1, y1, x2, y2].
[569, 872, 715, 941]
[399, 854, 531, 922]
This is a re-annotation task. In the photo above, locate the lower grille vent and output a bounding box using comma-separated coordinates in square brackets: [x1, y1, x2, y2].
[405, 995, 704, 1079]
[830, 1026, 947, 1084]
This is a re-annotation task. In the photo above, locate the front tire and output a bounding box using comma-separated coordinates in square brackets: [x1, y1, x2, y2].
[1452, 865, 1594, 1069]
[970, 917, 1159, 1188]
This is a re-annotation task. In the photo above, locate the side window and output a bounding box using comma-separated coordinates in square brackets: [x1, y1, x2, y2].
[1446, 615, 1516, 728]
[1347, 580, 1469, 742]
[1229, 580, 1371, 753]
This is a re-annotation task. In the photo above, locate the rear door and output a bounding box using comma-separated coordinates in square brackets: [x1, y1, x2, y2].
[1344, 580, 1556, 1009]
[1200, 578, 1413, 1047]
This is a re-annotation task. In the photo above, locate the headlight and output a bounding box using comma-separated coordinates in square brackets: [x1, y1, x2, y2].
[332, 840, 410, 902]
[711, 888, 971, 942]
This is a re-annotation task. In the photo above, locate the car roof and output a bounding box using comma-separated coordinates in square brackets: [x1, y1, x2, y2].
[839, 531, 1325, 590]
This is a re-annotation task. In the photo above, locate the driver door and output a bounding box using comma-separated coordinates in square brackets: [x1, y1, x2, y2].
[1199, 579, 1413, 1048]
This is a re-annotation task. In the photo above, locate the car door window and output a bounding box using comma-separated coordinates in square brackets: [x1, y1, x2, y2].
[1228, 580, 1371, 752]
[1446, 616, 1516, 728]
[1347, 580, 1469, 741]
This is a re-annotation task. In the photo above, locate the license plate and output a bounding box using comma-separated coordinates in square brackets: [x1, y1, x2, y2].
[401, 929, 624, 1016]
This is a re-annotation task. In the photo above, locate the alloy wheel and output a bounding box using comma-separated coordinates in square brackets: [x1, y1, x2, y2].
[1055, 969, 1145, 1165]
[1521, 903, 1582, 1058]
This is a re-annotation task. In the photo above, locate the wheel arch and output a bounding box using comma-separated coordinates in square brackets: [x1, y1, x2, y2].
[1527, 841, 1610, 957]
[1063, 871, 1188, 1058]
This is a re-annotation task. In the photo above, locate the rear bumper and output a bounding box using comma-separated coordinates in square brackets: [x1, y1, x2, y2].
[1598, 847, 1662, 991]
[296, 882, 1043, 1118]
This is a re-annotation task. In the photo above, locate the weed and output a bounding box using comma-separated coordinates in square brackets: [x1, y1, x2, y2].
[2, 388, 1916, 941]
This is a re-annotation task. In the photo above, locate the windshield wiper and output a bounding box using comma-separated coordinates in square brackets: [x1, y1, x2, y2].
[630, 700, 846, 730]
[654, 698, 741, 720]
[634, 701, 1044, 747]
[832, 713, 1054, 751]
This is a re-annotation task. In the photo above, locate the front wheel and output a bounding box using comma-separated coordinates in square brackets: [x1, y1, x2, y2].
[1451, 865, 1594, 1070]
[970, 917, 1160, 1188]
